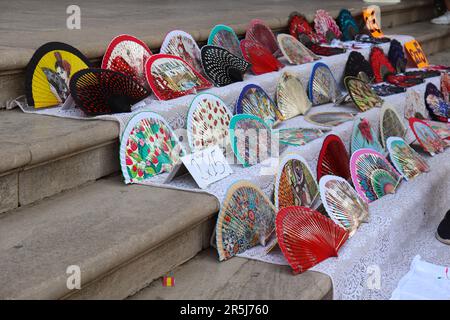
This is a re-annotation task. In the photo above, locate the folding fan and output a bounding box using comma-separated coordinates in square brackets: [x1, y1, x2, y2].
[277, 34, 319, 65]
[305, 111, 355, 127]
[344, 51, 374, 80]
[371, 84, 406, 97]
[186, 93, 233, 152]
[409, 118, 448, 155]
[201, 45, 250, 87]
[307, 44, 346, 57]
[351, 118, 384, 155]
[288, 12, 322, 44]
[120, 111, 185, 184]
[441, 72, 450, 104]
[354, 34, 390, 44]
[275, 71, 312, 120]
[235, 84, 280, 127]
[308, 62, 343, 105]
[386, 137, 429, 181]
[240, 39, 283, 75]
[276, 206, 349, 274]
[317, 134, 351, 181]
[344, 76, 383, 112]
[216, 180, 276, 261]
[70, 68, 149, 115]
[350, 148, 402, 202]
[370, 47, 396, 83]
[424, 83, 449, 123]
[274, 153, 319, 210]
[314, 9, 342, 43]
[276, 127, 328, 147]
[363, 5, 384, 38]
[425, 120, 450, 140]
[208, 24, 242, 58]
[404, 89, 428, 120]
[145, 54, 211, 100]
[245, 19, 280, 56]
[25, 42, 92, 108]
[337, 9, 359, 41]
[388, 39, 407, 74]
[102, 35, 152, 89]
[379, 103, 407, 148]
[160, 30, 203, 75]
[319, 175, 369, 237]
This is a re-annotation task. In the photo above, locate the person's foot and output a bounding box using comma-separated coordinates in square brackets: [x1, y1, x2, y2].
[431, 11, 450, 25]
[436, 210, 450, 245]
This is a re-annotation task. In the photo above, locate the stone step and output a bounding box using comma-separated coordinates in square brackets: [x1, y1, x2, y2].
[0, 175, 219, 299]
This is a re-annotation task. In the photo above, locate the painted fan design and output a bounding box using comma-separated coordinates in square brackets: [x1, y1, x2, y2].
[25, 42, 91, 108]
[371, 84, 406, 97]
[379, 103, 407, 148]
[308, 62, 343, 105]
[344, 76, 383, 112]
[201, 45, 250, 87]
[388, 39, 407, 73]
[424, 83, 449, 123]
[240, 39, 283, 75]
[344, 51, 374, 81]
[314, 9, 342, 43]
[386, 137, 429, 181]
[277, 34, 319, 65]
[307, 44, 346, 57]
[70, 68, 149, 115]
[186, 93, 233, 152]
[120, 111, 185, 184]
[317, 134, 351, 181]
[102, 35, 152, 89]
[276, 206, 349, 274]
[208, 24, 242, 58]
[370, 47, 396, 83]
[441, 72, 450, 104]
[363, 5, 384, 38]
[425, 120, 450, 140]
[350, 148, 401, 202]
[145, 54, 211, 100]
[337, 9, 359, 41]
[245, 19, 280, 56]
[274, 154, 319, 210]
[351, 118, 384, 155]
[276, 127, 328, 147]
[319, 175, 369, 237]
[305, 112, 355, 127]
[409, 118, 448, 155]
[404, 89, 427, 120]
[288, 12, 322, 44]
[216, 180, 276, 261]
[275, 71, 312, 120]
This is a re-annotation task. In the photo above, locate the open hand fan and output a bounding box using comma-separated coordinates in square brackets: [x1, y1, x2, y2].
[276, 127, 328, 147]
[186, 93, 232, 152]
[344, 51, 374, 81]
[308, 62, 343, 105]
[441, 72, 450, 104]
[409, 118, 448, 155]
[317, 134, 351, 181]
[288, 12, 322, 44]
[25, 42, 91, 108]
[386, 137, 429, 181]
[363, 5, 384, 38]
[319, 175, 369, 237]
[370, 47, 396, 83]
[201, 45, 250, 87]
[245, 19, 280, 56]
[274, 154, 319, 210]
[371, 84, 406, 97]
[275, 71, 312, 120]
[276, 206, 349, 274]
[350, 148, 401, 202]
[379, 103, 407, 148]
[314, 9, 342, 43]
[388, 39, 407, 73]
[216, 180, 276, 261]
[305, 111, 355, 127]
[424, 83, 449, 123]
[208, 24, 242, 58]
[277, 34, 319, 65]
[386, 74, 424, 88]
[404, 89, 427, 120]
[145, 54, 211, 100]
[337, 9, 359, 41]
[425, 120, 450, 140]
[307, 43, 346, 57]
[120, 111, 185, 184]
[351, 118, 384, 155]
[240, 39, 283, 75]
[344, 76, 383, 112]
[70, 68, 149, 115]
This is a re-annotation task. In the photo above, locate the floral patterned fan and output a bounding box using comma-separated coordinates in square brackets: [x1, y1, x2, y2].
[288, 12, 323, 44]
[344, 76, 383, 112]
[240, 39, 283, 75]
[379, 103, 407, 148]
[275, 71, 312, 120]
[424, 83, 449, 123]
[308, 62, 343, 105]
[404, 89, 428, 120]
[245, 19, 280, 56]
[351, 118, 384, 155]
[208, 24, 242, 58]
[337, 9, 359, 41]
[314, 9, 342, 43]
[409, 118, 448, 156]
[317, 134, 351, 181]
[277, 34, 319, 65]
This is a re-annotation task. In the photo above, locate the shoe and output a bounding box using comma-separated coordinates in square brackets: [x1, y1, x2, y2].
[436, 210, 450, 245]
[431, 11, 450, 25]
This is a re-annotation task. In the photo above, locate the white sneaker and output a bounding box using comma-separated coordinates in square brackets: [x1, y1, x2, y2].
[431, 11, 450, 25]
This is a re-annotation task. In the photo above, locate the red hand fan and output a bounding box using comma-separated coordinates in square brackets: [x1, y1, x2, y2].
[317, 134, 351, 181]
[245, 19, 280, 56]
[370, 47, 396, 83]
[240, 39, 283, 75]
[385, 74, 423, 88]
[276, 206, 349, 274]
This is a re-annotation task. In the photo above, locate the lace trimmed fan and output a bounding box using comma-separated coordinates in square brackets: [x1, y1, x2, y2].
[308, 62, 343, 105]
[409, 118, 448, 156]
[337, 9, 359, 41]
[317, 134, 351, 181]
[424, 83, 449, 123]
[351, 118, 384, 155]
[388, 39, 407, 74]
[245, 19, 280, 56]
[344, 76, 383, 112]
[275, 71, 312, 120]
[208, 24, 242, 58]
[344, 51, 374, 81]
[379, 103, 407, 148]
[240, 39, 283, 75]
[277, 34, 319, 65]
[314, 10, 342, 43]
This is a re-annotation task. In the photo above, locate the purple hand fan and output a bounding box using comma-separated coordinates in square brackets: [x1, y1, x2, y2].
[424, 83, 449, 123]
[388, 39, 407, 74]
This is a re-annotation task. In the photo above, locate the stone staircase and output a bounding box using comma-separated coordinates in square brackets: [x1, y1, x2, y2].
[0, 0, 448, 299]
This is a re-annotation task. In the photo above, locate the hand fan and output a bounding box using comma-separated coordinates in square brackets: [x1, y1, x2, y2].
[240, 39, 283, 75]
[216, 180, 276, 261]
[277, 34, 319, 65]
[229, 114, 273, 167]
[404, 70, 440, 79]
[337, 9, 359, 41]
[425, 120, 450, 140]
[350, 148, 402, 202]
[344, 76, 383, 112]
[363, 5, 384, 38]
[319, 175, 369, 237]
[201, 45, 251, 87]
[386, 74, 424, 88]
[307, 43, 346, 57]
[441, 72, 450, 104]
[235, 84, 280, 127]
[276, 206, 349, 274]
[145, 54, 211, 100]
[186, 93, 233, 152]
[344, 51, 374, 80]
[404, 89, 428, 120]
[245, 19, 280, 56]
[370, 47, 396, 83]
[386, 137, 429, 181]
[160, 30, 203, 75]
[70, 68, 149, 115]
[208, 24, 242, 58]
[308, 62, 343, 105]
[102, 35, 152, 89]
[409, 118, 448, 155]
[275, 71, 312, 120]
[355, 34, 390, 44]
[388, 39, 407, 74]
[25, 42, 91, 108]
[371, 84, 406, 97]
[351, 118, 384, 155]
[314, 9, 342, 43]
[317, 134, 351, 181]
[276, 127, 328, 147]
[424, 83, 449, 123]
[379, 103, 407, 148]
[288, 12, 322, 44]
[305, 111, 355, 127]
[274, 154, 319, 210]
[120, 111, 185, 184]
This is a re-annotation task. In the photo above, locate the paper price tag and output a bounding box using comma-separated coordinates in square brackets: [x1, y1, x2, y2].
[405, 40, 429, 69]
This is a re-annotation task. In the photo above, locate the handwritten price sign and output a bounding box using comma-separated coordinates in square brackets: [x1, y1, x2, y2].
[405, 40, 429, 69]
